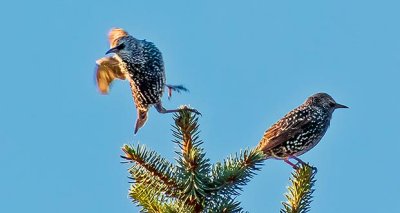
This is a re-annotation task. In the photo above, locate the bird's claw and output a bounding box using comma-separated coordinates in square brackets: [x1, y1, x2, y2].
[311, 166, 318, 173]
[293, 161, 318, 173]
[179, 105, 201, 116]
[189, 108, 202, 116]
[288, 156, 314, 170]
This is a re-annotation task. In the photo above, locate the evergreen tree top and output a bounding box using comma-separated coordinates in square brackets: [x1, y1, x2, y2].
[121, 108, 317, 213]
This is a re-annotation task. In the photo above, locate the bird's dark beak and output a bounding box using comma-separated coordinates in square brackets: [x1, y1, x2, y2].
[105, 47, 119, 55]
[334, 103, 349, 109]
[105, 43, 124, 55]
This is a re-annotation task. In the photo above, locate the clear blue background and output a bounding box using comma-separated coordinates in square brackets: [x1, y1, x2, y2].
[1, 0, 399, 212]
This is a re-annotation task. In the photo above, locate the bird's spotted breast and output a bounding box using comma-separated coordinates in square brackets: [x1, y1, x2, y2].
[261, 104, 331, 159]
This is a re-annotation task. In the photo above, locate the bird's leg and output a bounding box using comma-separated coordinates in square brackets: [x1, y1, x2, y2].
[168, 87, 172, 100]
[291, 156, 308, 169]
[165, 84, 189, 100]
[284, 158, 298, 169]
[155, 102, 182, 114]
[155, 103, 201, 114]
[290, 156, 317, 172]
[291, 156, 307, 165]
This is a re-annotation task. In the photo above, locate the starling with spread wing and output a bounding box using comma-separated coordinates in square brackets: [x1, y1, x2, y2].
[95, 28, 199, 134]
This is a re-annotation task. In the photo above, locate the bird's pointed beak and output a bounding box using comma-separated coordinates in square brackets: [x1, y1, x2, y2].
[334, 103, 349, 109]
[106, 43, 124, 55]
[105, 47, 119, 55]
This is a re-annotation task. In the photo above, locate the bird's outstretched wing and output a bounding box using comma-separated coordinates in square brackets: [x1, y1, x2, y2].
[258, 107, 312, 152]
[95, 56, 128, 94]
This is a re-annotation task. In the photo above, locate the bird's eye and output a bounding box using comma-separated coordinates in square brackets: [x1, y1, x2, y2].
[117, 43, 125, 49]
[329, 102, 336, 107]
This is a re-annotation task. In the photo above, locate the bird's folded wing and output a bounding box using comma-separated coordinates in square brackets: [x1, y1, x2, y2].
[258, 110, 312, 152]
[95, 56, 127, 94]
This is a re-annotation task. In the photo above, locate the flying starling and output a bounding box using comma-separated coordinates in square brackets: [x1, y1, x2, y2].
[257, 93, 348, 168]
[95, 28, 199, 134]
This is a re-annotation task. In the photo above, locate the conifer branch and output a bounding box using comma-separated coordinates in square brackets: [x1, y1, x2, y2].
[122, 144, 180, 198]
[173, 108, 210, 212]
[207, 196, 244, 213]
[129, 181, 193, 213]
[128, 168, 175, 201]
[281, 164, 317, 213]
[129, 182, 170, 212]
[208, 148, 265, 196]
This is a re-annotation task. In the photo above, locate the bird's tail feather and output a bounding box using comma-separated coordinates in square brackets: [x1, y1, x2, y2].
[134, 109, 148, 134]
[255, 143, 273, 160]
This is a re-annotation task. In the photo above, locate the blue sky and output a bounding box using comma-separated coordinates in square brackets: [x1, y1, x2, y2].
[1, 0, 399, 212]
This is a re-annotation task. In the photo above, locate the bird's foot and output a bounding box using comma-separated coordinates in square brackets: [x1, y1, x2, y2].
[186, 108, 201, 116]
[289, 156, 317, 172]
[155, 103, 201, 115]
[291, 156, 307, 165]
[178, 105, 201, 115]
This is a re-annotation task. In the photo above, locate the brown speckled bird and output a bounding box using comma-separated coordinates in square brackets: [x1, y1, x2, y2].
[95, 28, 199, 134]
[257, 93, 348, 167]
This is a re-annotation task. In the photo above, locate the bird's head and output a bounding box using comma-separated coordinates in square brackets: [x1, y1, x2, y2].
[306, 93, 348, 112]
[105, 32, 138, 61]
[106, 28, 136, 56]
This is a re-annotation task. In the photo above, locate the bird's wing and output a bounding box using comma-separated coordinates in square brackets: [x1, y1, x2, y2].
[95, 56, 128, 94]
[258, 108, 312, 152]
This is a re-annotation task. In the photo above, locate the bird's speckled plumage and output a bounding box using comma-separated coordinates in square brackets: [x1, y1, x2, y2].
[95, 28, 198, 134]
[113, 35, 166, 110]
[257, 93, 347, 163]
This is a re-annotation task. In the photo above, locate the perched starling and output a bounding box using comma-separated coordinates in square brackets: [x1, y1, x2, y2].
[95, 28, 199, 134]
[257, 93, 348, 167]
